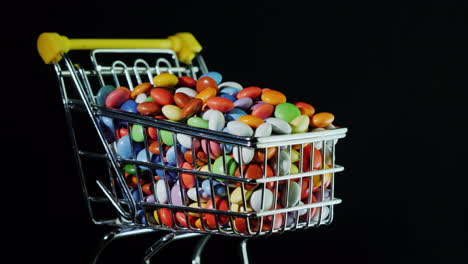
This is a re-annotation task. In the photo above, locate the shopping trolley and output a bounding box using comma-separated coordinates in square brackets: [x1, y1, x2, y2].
[37, 32, 348, 264]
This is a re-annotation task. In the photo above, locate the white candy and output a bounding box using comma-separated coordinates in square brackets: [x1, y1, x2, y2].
[265, 118, 292, 134]
[254, 122, 272, 137]
[187, 187, 208, 202]
[156, 180, 168, 204]
[311, 206, 330, 223]
[175, 87, 198, 98]
[218, 81, 243, 91]
[202, 109, 217, 120]
[176, 133, 192, 149]
[208, 110, 225, 131]
[250, 189, 273, 212]
[297, 201, 307, 216]
[281, 181, 300, 207]
[232, 146, 255, 165]
[135, 93, 148, 103]
[227, 121, 254, 137]
[272, 151, 291, 175]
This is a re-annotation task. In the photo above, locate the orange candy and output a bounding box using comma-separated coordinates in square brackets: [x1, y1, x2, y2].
[131, 82, 152, 99]
[238, 115, 264, 128]
[261, 90, 286, 105]
[234, 164, 263, 190]
[253, 147, 277, 163]
[195, 87, 217, 103]
[295, 102, 315, 117]
[310, 112, 335, 128]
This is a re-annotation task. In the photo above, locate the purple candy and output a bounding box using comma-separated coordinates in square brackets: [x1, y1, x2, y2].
[145, 195, 156, 203]
[170, 182, 186, 206]
[250, 101, 266, 111]
[233, 97, 253, 111]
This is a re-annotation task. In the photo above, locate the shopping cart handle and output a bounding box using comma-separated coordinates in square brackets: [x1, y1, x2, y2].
[37, 32, 202, 65]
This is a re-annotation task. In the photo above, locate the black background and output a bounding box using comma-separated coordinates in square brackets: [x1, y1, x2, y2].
[14, 1, 467, 263]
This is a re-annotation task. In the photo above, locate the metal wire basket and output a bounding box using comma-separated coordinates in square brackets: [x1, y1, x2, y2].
[38, 32, 348, 263]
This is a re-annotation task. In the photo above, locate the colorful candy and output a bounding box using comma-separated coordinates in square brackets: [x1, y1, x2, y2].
[102, 71, 339, 232]
[153, 72, 178, 88]
[261, 90, 286, 105]
[274, 103, 301, 123]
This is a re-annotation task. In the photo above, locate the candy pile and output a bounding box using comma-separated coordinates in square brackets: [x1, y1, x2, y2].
[97, 71, 336, 233]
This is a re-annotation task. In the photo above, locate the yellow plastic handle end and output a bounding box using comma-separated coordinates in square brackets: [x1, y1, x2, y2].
[37, 32, 71, 64]
[37, 32, 203, 65]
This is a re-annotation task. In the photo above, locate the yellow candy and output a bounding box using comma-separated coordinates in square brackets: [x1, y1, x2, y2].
[162, 105, 183, 121]
[153, 72, 179, 88]
[231, 203, 240, 212]
[188, 202, 206, 217]
[290, 149, 300, 163]
[313, 164, 332, 187]
[152, 209, 160, 225]
[230, 187, 253, 204]
[290, 163, 299, 174]
[290, 115, 310, 133]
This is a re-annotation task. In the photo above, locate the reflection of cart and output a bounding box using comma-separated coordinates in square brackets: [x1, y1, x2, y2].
[38, 32, 348, 263]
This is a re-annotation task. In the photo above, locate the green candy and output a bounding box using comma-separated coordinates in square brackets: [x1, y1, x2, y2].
[144, 96, 155, 102]
[290, 149, 300, 163]
[96, 85, 116, 105]
[187, 116, 209, 129]
[274, 103, 301, 123]
[290, 163, 299, 174]
[160, 130, 174, 146]
[212, 155, 237, 176]
[131, 124, 145, 142]
[124, 164, 137, 175]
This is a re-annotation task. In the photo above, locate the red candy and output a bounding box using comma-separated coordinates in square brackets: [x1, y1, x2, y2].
[150, 88, 174, 105]
[105, 88, 130, 108]
[251, 103, 274, 119]
[181, 162, 195, 189]
[173, 92, 191, 108]
[196, 76, 218, 93]
[302, 145, 323, 171]
[178, 76, 197, 88]
[158, 208, 174, 227]
[236, 86, 262, 99]
[137, 101, 161, 115]
[206, 97, 235, 112]
[204, 198, 229, 228]
[295, 102, 315, 117]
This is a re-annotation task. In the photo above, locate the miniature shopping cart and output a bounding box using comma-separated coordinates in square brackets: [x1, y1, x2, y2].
[37, 32, 348, 264]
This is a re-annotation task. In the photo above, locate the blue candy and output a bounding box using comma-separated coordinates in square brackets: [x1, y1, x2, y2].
[219, 93, 237, 102]
[226, 108, 248, 121]
[201, 179, 222, 196]
[120, 100, 138, 113]
[137, 148, 157, 170]
[101, 116, 114, 131]
[166, 145, 184, 166]
[219, 87, 240, 96]
[117, 136, 132, 159]
[200, 71, 222, 84]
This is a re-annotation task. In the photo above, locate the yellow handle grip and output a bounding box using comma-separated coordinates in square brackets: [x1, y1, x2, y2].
[37, 32, 202, 65]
